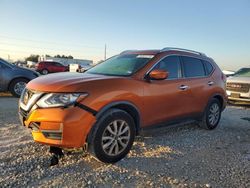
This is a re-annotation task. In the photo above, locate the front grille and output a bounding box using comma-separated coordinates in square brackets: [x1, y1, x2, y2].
[226, 82, 250, 93]
[19, 108, 28, 119]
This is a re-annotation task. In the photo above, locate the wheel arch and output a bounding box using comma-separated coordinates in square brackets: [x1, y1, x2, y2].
[212, 94, 226, 110]
[95, 101, 141, 135]
[86, 101, 141, 144]
[8, 77, 30, 91]
[205, 93, 226, 113]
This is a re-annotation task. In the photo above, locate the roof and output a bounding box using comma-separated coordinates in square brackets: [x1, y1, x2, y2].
[120, 47, 208, 58]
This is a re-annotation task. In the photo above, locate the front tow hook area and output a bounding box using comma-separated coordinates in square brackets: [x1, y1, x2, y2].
[49, 146, 64, 166]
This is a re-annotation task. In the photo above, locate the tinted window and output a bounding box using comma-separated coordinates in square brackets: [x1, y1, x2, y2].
[55, 62, 63, 66]
[153, 56, 180, 79]
[182, 57, 205, 78]
[204, 61, 213, 75]
[234, 68, 250, 77]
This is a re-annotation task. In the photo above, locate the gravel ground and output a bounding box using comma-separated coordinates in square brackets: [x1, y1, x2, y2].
[0, 96, 249, 188]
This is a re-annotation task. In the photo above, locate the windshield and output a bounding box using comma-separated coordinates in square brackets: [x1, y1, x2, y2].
[86, 54, 154, 76]
[234, 68, 250, 77]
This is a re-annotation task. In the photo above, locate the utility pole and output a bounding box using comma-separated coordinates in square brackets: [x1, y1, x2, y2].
[104, 44, 107, 60]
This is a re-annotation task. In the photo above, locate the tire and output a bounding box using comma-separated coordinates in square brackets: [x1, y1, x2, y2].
[88, 109, 136, 163]
[198, 98, 222, 130]
[9, 78, 29, 98]
[41, 69, 49, 75]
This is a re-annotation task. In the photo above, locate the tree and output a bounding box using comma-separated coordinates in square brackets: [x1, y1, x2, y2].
[54, 55, 73, 59]
[25, 54, 39, 62]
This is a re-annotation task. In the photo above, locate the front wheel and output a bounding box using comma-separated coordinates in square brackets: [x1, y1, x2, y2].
[198, 98, 222, 130]
[89, 109, 135, 163]
[9, 78, 29, 97]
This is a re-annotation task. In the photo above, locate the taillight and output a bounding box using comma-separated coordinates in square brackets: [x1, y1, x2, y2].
[221, 73, 227, 83]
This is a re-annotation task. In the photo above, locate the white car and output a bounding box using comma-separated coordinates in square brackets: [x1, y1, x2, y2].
[226, 68, 250, 105]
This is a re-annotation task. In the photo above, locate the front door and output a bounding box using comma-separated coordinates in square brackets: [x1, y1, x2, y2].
[143, 55, 189, 126]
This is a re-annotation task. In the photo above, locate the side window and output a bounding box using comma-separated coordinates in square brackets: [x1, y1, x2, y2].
[49, 62, 56, 66]
[182, 56, 205, 78]
[153, 56, 180, 79]
[203, 60, 214, 75]
[55, 62, 63, 66]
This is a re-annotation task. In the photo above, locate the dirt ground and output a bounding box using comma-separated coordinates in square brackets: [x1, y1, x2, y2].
[0, 96, 249, 188]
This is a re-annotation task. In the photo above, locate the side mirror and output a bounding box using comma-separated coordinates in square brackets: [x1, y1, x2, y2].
[148, 69, 168, 80]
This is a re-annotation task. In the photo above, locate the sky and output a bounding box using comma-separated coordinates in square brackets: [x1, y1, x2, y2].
[0, 0, 250, 70]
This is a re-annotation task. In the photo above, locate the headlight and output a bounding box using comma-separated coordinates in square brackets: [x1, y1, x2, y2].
[37, 93, 88, 108]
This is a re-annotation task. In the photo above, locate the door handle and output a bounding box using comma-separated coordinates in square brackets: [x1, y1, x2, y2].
[208, 81, 214, 86]
[179, 85, 189, 90]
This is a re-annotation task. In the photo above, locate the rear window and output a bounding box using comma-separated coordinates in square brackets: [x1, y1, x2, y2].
[182, 56, 205, 78]
[203, 60, 214, 75]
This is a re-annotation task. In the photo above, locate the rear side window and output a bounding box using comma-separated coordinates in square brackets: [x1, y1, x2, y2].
[182, 56, 205, 78]
[203, 60, 214, 75]
[153, 56, 180, 79]
[55, 62, 63, 66]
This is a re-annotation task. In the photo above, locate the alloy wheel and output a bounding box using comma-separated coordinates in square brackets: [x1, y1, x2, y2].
[14, 82, 26, 96]
[208, 103, 220, 126]
[101, 120, 130, 156]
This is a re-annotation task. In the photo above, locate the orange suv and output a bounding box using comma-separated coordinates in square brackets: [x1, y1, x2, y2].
[19, 48, 227, 163]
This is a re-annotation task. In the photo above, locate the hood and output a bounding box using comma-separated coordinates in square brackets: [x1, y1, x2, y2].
[27, 72, 118, 92]
[227, 76, 250, 84]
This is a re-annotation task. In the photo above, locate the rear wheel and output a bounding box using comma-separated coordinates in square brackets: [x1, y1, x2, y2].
[41, 69, 49, 75]
[9, 78, 29, 97]
[198, 98, 222, 130]
[89, 109, 135, 163]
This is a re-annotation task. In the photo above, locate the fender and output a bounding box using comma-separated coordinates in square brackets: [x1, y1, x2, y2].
[87, 101, 141, 141]
[204, 93, 227, 113]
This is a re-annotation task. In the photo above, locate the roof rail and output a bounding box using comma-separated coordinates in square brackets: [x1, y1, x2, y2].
[120, 50, 138, 54]
[161, 47, 207, 57]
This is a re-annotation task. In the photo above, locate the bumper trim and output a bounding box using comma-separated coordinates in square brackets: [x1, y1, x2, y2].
[228, 96, 250, 102]
[40, 123, 63, 141]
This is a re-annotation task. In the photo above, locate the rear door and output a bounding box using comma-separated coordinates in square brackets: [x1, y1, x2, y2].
[143, 55, 189, 126]
[179, 56, 212, 115]
[54, 62, 66, 72]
